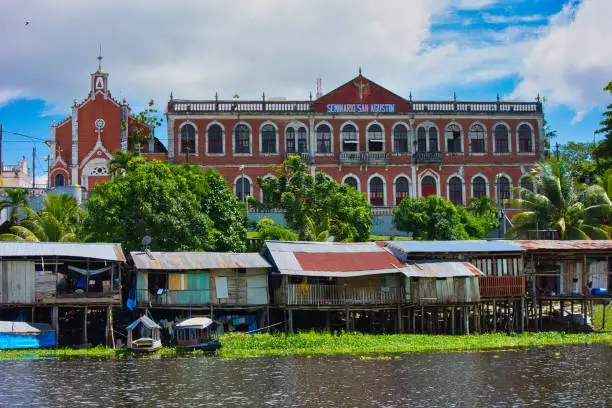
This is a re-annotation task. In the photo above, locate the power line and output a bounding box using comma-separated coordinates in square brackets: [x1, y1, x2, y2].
[1, 130, 47, 143]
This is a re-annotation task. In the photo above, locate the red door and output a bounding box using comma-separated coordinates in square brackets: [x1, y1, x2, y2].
[421, 176, 436, 198]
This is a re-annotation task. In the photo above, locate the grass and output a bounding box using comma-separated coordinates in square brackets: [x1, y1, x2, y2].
[592, 300, 612, 331]
[3, 331, 610, 360]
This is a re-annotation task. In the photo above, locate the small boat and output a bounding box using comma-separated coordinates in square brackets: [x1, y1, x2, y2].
[173, 317, 221, 351]
[126, 316, 162, 353]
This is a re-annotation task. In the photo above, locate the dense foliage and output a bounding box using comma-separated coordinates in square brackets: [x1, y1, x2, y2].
[0, 193, 81, 242]
[255, 218, 298, 241]
[393, 195, 499, 240]
[254, 156, 372, 241]
[506, 161, 612, 240]
[594, 81, 612, 161]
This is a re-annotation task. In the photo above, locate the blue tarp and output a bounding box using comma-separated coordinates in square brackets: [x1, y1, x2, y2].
[0, 332, 56, 349]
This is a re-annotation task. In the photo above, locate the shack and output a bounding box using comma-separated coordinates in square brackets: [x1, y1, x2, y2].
[0, 321, 56, 349]
[130, 250, 271, 333]
[264, 241, 408, 333]
[0, 242, 125, 346]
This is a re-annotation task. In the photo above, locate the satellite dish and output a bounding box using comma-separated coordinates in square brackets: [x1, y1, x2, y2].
[141, 235, 152, 249]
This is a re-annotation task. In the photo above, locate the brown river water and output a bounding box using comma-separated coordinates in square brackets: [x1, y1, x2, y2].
[1, 344, 611, 407]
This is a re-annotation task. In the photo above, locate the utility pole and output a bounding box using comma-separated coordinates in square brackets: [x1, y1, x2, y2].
[45, 155, 51, 189]
[32, 146, 36, 188]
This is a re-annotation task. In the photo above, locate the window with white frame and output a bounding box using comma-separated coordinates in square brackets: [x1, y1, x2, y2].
[417, 127, 427, 152]
[234, 124, 250, 154]
[498, 176, 511, 200]
[446, 124, 462, 154]
[369, 176, 384, 206]
[180, 123, 196, 154]
[469, 124, 486, 154]
[472, 176, 487, 199]
[368, 124, 384, 152]
[344, 176, 358, 190]
[235, 176, 251, 201]
[448, 176, 463, 205]
[316, 124, 332, 153]
[341, 124, 358, 152]
[429, 128, 438, 152]
[494, 124, 510, 153]
[518, 124, 533, 153]
[393, 124, 409, 154]
[297, 127, 308, 153]
[261, 124, 277, 154]
[395, 176, 410, 205]
[286, 127, 296, 154]
[207, 124, 223, 154]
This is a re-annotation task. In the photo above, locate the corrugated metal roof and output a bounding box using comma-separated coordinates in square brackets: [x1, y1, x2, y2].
[0, 321, 54, 333]
[514, 240, 612, 251]
[0, 242, 126, 262]
[403, 261, 483, 278]
[265, 240, 406, 277]
[126, 316, 161, 330]
[131, 251, 271, 271]
[385, 240, 523, 254]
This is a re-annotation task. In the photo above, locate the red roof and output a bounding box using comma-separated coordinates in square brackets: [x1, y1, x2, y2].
[294, 251, 401, 272]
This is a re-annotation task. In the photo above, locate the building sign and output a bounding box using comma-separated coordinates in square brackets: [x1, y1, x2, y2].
[326, 104, 396, 113]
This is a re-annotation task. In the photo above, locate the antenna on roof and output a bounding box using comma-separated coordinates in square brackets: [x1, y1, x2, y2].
[316, 77, 322, 99]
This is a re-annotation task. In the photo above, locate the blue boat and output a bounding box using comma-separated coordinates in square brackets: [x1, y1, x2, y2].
[0, 321, 56, 350]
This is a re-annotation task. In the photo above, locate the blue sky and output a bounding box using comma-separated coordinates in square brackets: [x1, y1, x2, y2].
[0, 0, 610, 185]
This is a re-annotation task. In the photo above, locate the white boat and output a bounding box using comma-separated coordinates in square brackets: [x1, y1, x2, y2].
[126, 316, 162, 353]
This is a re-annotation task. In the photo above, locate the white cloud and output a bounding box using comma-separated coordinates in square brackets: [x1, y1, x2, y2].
[512, 0, 612, 120]
[482, 13, 547, 24]
[0, 89, 23, 108]
[456, 0, 498, 9]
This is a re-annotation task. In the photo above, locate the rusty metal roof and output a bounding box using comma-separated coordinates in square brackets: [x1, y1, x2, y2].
[385, 240, 523, 254]
[403, 261, 483, 278]
[0, 242, 126, 262]
[265, 240, 406, 277]
[130, 251, 271, 271]
[514, 240, 612, 252]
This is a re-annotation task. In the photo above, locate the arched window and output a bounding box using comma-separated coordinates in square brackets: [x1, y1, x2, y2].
[469, 124, 486, 154]
[520, 177, 534, 194]
[494, 124, 509, 153]
[472, 176, 487, 199]
[417, 127, 427, 152]
[234, 124, 250, 154]
[344, 176, 358, 190]
[446, 124, 462, 154]
[261, 124, 277, 154]
[54, 173, 65, 187]
[421, 175, 436, 198]
[369, 176, 384, 206]
[393, 124, 409, 154]
[180, 124, 196, 154]
[518, 124, 533, 153]
[316, 124, 331, 153]
[235, 176, 251, 201]
[297, 127, 308, 153]
[428, 128, 438, 152]
[395, 176, 410, 205]
[286, 127, 296, 154]
[498, 176, 511, 200]
[341, 124, 358, 152]
[448, 176, 463, 206]
[207, 124, 223, 154]
[368, 124, 384, 152]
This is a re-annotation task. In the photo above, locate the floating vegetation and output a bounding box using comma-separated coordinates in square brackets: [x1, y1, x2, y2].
[1, 331, 611, 360]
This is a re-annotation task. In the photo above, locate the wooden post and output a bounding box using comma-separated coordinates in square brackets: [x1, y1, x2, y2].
[602, 302, 607, 330]
[411, 307, 415, 333]
[31, 306, 35, 322]
[492, 299, 497, 333]
[210, 302, 214, 319]
[396, 305, 402, 334]
[52, 306, 59, 348]
[464, 306, 470, 335]
[325, 311, 331, 332]
[288, 309, 293, 333]
[420, 306, 425, 334]
[443, 307, 448, 334]
[583, 298, 587, 328]
[83, 306, 88, 346]
[451, 306, 456, 335]
[344, 284, 349, 332]
[520, 297, 525, 333]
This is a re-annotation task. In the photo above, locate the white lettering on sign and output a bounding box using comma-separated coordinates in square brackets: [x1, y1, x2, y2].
[326, 104, 396, 113]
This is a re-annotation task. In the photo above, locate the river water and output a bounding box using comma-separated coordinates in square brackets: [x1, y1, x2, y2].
[1, 344, 611, 407]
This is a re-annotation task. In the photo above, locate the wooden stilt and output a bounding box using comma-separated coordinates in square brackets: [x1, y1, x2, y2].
[464, 306, 470, 335]
[52, 306, 59, 348]
[325, 311, 331, 332]
[411, 307, 416, 333]
[520, 298, 525, 333]
[288, 309, 294, 333]
[396, 305, 403, 334]
[602, 302, 607, 330]
[83, 305, 88, 346]
[492, 299, 497, 333]
[420, 306, 424, 334]
[451, 306, 456, 335]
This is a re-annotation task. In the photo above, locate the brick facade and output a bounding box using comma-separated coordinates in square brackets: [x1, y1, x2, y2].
[166, 74, 543, 209]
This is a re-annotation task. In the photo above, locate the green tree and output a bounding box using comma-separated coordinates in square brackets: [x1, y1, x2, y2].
[254, 156, 372, 241]
[81, 159, 213, 252]
[594, 81, 612, 160]
[467, 195, 500, 233]
[393, 195, 464, 240]
[505, 162, 612, 240]
[0, 188, 30, 225]
[124, 99, 162, 149]
[256, 218, 298, 241]
[108, 150, 139, 176]
[0, 193, 80, 242]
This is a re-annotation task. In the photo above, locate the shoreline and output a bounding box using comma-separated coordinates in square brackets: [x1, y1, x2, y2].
[1, 331, 611, 360]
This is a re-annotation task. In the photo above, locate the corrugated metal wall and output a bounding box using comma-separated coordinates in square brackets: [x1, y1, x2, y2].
[405, 277, 480, 305]
[0, 261, 35, 304]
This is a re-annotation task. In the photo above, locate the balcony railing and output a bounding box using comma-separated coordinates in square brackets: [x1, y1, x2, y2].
[285, 152, 313, 163]
[479, 276, 526, 298]
[277, 284, 402, 306]
[339, 152, 389, 165]
[412, 151, 443, 164]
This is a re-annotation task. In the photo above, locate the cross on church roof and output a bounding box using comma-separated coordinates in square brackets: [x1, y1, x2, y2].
[97, 45, 103, 72]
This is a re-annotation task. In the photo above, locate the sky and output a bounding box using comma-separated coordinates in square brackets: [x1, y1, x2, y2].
[1, 0, 611, 185]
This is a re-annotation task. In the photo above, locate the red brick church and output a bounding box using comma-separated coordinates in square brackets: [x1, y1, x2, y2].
[49, 56, 166, 189]
[165, 70, 543, 208]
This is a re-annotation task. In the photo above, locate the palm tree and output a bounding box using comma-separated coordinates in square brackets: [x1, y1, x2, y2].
[108, 150, 138, 176]
[0, 188, 30, 225]
[0, 193, 80, 242]
[506, 162, 612, 240]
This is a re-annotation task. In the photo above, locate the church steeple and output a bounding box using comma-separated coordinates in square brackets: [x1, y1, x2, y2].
[90, 47, 108, 96]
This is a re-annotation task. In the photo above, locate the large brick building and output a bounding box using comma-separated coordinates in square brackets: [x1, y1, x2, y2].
[49, 57, 166, 189]
[165, 72, 543, 208]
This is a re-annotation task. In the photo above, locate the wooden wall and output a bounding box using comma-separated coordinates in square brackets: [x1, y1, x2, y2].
[0, 261, 36, 304]
[405, 277, 480, 305]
